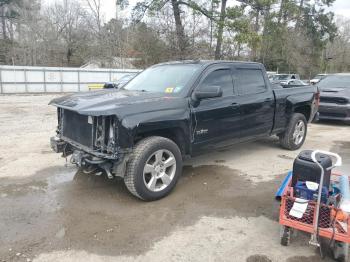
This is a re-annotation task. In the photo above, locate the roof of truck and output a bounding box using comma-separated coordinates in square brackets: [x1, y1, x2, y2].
[156, 60, 262, 66]
[274, 73, 299, 76]
[334, 73, 350, 76]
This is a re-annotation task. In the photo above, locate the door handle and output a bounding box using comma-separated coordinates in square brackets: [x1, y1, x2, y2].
[231, 102, 239, 108]
[264, 98, 272, 102]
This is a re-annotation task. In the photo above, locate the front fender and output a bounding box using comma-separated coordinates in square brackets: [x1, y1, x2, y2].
[116, 108, 191, 152]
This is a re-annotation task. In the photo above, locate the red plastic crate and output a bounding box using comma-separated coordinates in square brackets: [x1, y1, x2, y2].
[279, 173, 350, 243]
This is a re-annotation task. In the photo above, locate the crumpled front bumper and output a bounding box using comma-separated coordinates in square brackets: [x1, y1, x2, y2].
[50, 136, 128, 178]
[50, 135, 119, 160]
[51, 135, 110, 166]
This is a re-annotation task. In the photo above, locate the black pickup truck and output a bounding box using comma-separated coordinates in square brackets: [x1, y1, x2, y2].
[50, 61, 319, 200]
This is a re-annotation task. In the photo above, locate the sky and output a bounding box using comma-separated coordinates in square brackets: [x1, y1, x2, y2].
[42, 0, 350, 22]
[328, 0, 350, 18]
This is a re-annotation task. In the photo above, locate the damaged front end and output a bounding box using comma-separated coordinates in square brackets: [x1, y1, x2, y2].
[50, 108, 127, 178]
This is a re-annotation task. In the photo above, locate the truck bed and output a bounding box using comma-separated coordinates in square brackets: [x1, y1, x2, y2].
[272, 85, 318, 134]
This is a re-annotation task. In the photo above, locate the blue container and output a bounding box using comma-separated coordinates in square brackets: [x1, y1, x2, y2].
[275, 171, 293, 200]
[294, 181, 328, 203]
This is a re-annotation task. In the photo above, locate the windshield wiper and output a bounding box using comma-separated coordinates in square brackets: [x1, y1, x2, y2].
[119, 87, 147, 92]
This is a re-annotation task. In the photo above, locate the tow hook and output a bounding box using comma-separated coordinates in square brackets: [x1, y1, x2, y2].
[71, 150, 85, 167]
[100, 162, 113, 179]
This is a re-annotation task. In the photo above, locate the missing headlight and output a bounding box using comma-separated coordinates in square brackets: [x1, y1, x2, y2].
[56, 108, 63, 135]
[107, 117, 116, 153]
[93, 116, 117, 154]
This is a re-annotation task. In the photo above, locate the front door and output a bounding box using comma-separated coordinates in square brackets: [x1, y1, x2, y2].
[191, 65, 240, 153]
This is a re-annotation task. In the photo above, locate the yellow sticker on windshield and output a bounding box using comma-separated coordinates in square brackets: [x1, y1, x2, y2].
[165, 87, 174, 93]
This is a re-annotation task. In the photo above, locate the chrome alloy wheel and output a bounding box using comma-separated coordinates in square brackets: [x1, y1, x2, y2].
[293, 120, 305, 145]
[143, 149, 177, 192]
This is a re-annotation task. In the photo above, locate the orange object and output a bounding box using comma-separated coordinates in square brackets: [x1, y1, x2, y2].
[331, 209, 348, 222]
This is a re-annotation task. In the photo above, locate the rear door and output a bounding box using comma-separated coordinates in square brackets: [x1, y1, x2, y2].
[233, 65, 275, 139]
[191, 65, 240, 153]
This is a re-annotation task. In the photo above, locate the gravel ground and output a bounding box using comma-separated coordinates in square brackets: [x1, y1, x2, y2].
[0, 94, 349, 262]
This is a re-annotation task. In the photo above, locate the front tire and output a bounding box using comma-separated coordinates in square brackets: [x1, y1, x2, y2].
[279, 113, 307, 150]
[124, 136, 183, 201]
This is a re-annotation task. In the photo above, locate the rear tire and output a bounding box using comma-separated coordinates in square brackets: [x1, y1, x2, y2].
[124, 136, 182, 201]
[279, 113, 307, 150]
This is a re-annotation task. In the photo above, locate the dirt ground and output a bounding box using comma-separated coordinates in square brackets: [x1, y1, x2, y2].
[0, 94, 350, 262]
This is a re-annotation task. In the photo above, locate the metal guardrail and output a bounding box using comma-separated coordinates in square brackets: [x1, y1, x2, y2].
[0, 65, 141, 93]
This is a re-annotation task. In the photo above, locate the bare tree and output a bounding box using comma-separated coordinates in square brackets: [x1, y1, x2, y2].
[214, 0, 227, 59]
[327, 16, 350, 73]
[46, 0, 88, 65]
[85, 0, 102, 33]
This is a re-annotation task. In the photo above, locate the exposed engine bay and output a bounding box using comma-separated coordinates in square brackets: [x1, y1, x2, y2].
[51, 108, 127, 178]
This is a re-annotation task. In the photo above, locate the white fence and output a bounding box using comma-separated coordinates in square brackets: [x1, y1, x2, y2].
[0, 65, 141, 93]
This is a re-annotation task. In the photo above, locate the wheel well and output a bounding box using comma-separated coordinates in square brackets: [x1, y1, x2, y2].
[294, 106, 311, 121]
[134, 128, 188, 156]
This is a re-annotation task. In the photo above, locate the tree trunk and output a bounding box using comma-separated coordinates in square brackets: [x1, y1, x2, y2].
[277, 0, 285, 25]
[299, 0, 304, 12]
[260, 6, 270, 63]
[214, 0, 227, 60]
[8, 19, 14, 41]
[209, 0, 214, 51]
[295, 0, 304, 29]
[171, 0, 187, 58]
[251, 9, 260, 61]
[1, 6, 7, 39]
[67, 47, 72, 66]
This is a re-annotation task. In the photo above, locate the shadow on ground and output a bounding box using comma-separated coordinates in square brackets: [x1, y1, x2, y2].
[0, 163, 283, 260]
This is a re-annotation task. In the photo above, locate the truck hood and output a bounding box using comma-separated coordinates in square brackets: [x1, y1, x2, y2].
[320, 87, 350, 97]
[320, 87, 346, 93]
[49, 89, 187, 117]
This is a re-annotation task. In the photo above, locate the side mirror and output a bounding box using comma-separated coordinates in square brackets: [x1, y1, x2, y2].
[193, 85, 223, 100]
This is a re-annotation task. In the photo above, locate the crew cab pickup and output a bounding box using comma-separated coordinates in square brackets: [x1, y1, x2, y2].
[50, 61, 319, 201]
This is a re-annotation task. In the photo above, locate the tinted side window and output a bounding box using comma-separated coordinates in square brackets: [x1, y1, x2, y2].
[200, 69, 233, 97]
[235, 69, 266, 95]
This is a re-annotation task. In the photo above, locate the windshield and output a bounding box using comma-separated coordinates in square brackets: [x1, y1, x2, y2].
[273, 74, 289, 80]
[318, 75, 350, 89]
[314, 74, 325, 80]
[122, 64, 201, 93]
